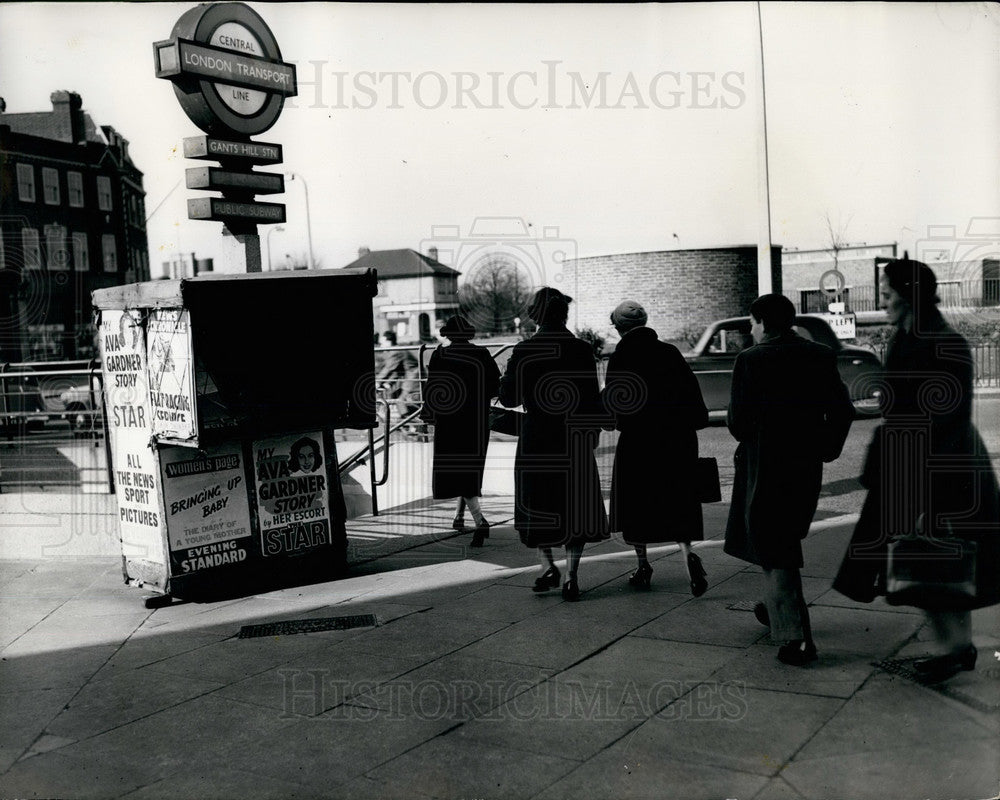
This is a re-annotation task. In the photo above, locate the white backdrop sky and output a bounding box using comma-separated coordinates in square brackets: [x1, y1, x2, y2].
[1, 2, 997, 276]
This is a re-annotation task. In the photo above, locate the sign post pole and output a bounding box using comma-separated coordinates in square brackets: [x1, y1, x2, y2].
[236, 232, 262, 273]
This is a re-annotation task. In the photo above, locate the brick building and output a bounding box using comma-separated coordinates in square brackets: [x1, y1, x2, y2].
[780, 243, 897, 314]
[0, 91, 149, 361]
[344, 247, 460, 343]
[561, 246, 782, 343]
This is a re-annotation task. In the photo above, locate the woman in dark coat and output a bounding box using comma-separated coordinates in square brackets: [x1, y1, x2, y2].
[833, 258, 1000, 682]
[602, 300, 710, 594]
[422, 315, 501, 547]
[498, 287, 609, 600]
[725, 294, 855, 666]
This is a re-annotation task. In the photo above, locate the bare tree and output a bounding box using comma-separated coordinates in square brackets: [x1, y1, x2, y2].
[458, 253, 533, 334]
[824, 211, 854, 275]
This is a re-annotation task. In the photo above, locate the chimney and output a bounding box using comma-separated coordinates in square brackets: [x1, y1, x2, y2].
[50, 90, 85, 144]
[428, 246, 438, 262]
[358, 246, 371, 257]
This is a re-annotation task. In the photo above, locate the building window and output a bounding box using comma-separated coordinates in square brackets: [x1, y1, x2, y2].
[68, 172, 84, 207]
[22, 228, 41, 269]
[42, 167, 60, 205]
[102, 234, 117, 271]
[73, 233, 89, 272]
[45, 225, 68, 270]
[16, 164, 35, 202]
[97, 176, 113, 211]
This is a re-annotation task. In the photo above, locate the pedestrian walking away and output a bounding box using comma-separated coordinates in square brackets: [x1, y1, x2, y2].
[499, 287, 609, 600]
[375, 330, 422, 430]
[602, 299, 710, 594]
[421, 315, 501, 547]
[724, 293, 854, 666]
[833, 257, 1000, 683]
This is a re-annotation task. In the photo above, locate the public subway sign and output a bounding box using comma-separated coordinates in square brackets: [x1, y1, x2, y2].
[188, 197, 286, 224]
[153, 3, 296, 137]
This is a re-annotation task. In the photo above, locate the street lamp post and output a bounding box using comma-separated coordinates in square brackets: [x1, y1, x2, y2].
[285, 171, 315, 270]
[266, 225, 285, 271]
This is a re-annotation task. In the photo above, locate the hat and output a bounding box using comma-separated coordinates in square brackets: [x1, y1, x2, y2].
[610, 300, 648, 330]
[882, 256, 939, 308]
[440, 315, 476, 340]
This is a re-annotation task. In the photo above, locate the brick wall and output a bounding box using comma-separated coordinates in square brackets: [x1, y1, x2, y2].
[563, 246, 781, 343]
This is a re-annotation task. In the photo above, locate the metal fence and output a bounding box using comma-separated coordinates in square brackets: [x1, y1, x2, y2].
[868, 342, 1000, 388]
[0, 361, 110, 493]
[789, 279, 1000, 314]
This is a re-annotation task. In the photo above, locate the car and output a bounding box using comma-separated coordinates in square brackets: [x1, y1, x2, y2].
[59, 381, 104, 432]
[683, 314, 883, 416]
[0, 365, 47, 436]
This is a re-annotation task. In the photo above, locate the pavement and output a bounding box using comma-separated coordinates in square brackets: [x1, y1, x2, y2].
[1, 493, 999, 800]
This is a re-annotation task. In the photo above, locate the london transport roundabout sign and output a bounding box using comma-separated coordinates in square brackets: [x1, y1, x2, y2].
[154, 2, 297, 247]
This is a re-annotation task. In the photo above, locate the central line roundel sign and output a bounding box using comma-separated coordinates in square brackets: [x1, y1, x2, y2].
[154, 3, 297, 138]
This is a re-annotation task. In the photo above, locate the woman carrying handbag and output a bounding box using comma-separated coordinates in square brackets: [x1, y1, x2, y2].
[833, 257, 1000, 682]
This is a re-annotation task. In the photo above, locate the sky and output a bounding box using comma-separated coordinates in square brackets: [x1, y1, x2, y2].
[1, 2, 998, 278]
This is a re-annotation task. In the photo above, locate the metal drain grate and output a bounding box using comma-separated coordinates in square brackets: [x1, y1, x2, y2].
[873, 658, 997, 715]
[238, 614, 378, 639]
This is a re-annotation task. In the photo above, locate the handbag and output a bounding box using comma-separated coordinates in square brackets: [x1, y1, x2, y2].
[489, 406, 523, 437]
[696, 457, 721, 503]
[886, 515, 977, 607]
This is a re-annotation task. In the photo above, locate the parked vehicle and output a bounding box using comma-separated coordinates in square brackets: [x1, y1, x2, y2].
[0, 364, 47, 436]
[59, 380, 104, 432]
[684, 315, 883, 415]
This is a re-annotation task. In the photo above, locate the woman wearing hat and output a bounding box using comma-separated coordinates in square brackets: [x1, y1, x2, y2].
[602, 299, 711, 595]
[833, 257, 1000, 682]
[498, 287, 609, 600]
[422, 315, 500, 546]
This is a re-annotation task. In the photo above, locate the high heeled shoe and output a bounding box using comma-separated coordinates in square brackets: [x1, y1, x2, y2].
[687, 552, 708, 597]
[532, 566, 561, 593]
[913, 644, 977, 683]
[562, 578, 580, 601]
[628, 563, 653, 589]
[452, 517, 467, 531]
[777, 639, 818, 666]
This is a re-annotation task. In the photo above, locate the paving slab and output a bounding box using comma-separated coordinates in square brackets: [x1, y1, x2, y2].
[540, 750, 770, 800]
[119, 767, 325, 800]
[595, 687, 844, 778]
[781, 739, 1000, 800]
[219, 709, 457, 794]
[363, 734, 581, 800]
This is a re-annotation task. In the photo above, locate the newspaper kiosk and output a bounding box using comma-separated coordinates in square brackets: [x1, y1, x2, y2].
[92, 269, 377, 603]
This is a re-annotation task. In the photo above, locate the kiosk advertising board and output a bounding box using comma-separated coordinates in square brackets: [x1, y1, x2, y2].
[160, 443, 252, 575]
[99, 310, 166, 577]
[146, 309, 198, 442]
[253, 432, 332, 558]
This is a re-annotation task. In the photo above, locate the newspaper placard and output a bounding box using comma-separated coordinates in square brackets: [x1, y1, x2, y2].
[253, 432, 331, 557]
[161, 443, 252, 574]
[99, 309, 164, 562]
[147, 308, 198, 441]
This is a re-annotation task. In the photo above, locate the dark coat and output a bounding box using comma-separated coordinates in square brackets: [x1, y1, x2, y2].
[724, 332, 854, 569]
[833, 314, 1000, 610]
[498, 325, 609, 548]
[602, 326, 709, 544]
[422, 342, 500, 499]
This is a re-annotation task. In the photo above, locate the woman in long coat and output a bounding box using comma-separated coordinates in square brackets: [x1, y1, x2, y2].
[498, 287, 609, 600]
[422, 315, 500, 547]
[833, 258, 1000, 682]
[601, 300, 710, 594]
